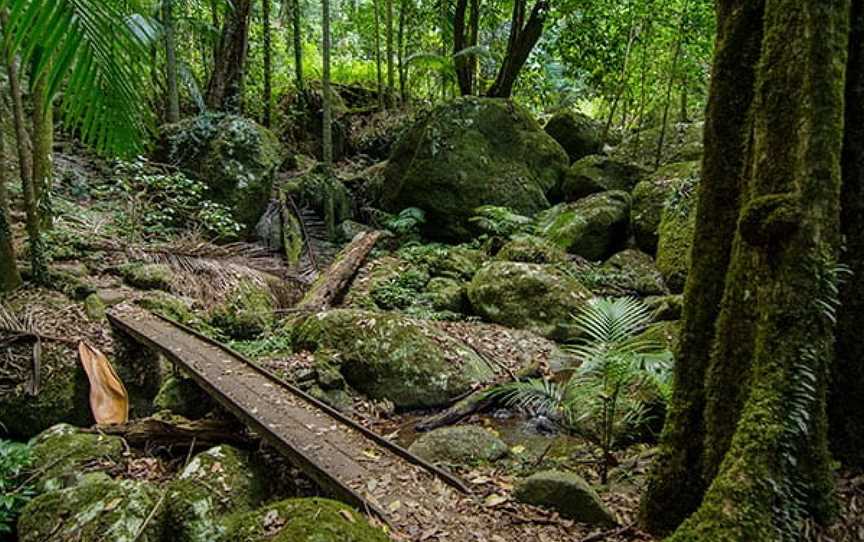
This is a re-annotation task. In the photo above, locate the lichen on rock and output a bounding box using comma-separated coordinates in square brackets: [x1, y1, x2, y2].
[27, 424, 125, 493]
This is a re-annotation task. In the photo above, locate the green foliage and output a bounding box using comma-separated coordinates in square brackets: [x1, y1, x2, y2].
[228, 331, 295, 359]
[109, 159, 241, 241]
[493, 297, 672, 482]
[371, 267, 429, 309]
[469, 206, 535, 238]
[381, 207, 426, 236]
[0, 440, 34, 534]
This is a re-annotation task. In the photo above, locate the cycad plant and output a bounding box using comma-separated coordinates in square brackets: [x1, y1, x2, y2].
[494, 297, 673, 483]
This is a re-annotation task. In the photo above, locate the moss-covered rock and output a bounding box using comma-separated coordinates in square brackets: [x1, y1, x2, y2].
[543, 110, 603, 163]
[222, 497, 390, 542]
[535, 191, 630, 261]
[28, 424, 125, 493]
[382, 97, 568, 239]
[343, 256, 416, 310]
[0, 345, 90, 439]
[158, 113, 284, 230]
[423, 277, 465, 312]
[119, 262, 175, 291]
[153, 375, 214, 419]
[495, 235, 569, 264]
[644, 294, 683, 322]
[112, 330, 167, 418]
[611, 121, 703, 168]
[467, 262, 592, 340]
[601, 249, 668, 297]
[209, 280, 276, 339]
[18, 479, 167, 542]
[637, 320, 682, 354]
[83, 293, 107, 321]
[408, 425, 508, 466]
[656, 183, 697, 294]
[513, 470, 615, 526]
[291, 310, 494, 408]
[559, 155, 648, 201]
[630, 160, 700, 255]
[166, 445, 269, 542]
[282, 166, 353, 239]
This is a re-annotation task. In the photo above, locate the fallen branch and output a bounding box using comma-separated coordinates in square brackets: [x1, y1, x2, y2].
[295, 230, 386, 312]
[87, 417, 254, 449]
[415, 388, 497, 432]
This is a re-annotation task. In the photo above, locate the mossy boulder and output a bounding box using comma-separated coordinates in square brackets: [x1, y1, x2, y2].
[467, 262, 593, 340]
[119, 262, 175, 291]
[158, 113, 284, 230]
[645, 294, 683, 322]
[112, 331, 167, 418]
[637, 320, 682, 354]
[282, 166, 353, 239]
[382, 97, 568, 239]
[423, 277, 466, 313]
[166, 445, 269, 542]
[83, 293, 107, 321]
[222, 497, 390, 542]
[543, 110, 603, 163]
[153, 375, 214, 419]
[408, 425, 508, 466]
[656, 179, 698, 294]
[535, 191, 630, 261]
[513, 470, 615, 526]
[209, 280, 276, 339]
[611, 121, 703, 168]
[0, 345, 90, 439]
[18, 479, 167, 542]
[28, 424, 125, 492]
[343, 256, 416, 310]
[398, 243, 487, 281]
[601, 249, 668, 297]
[630, 160, 700, 255]
[291, 310, 494, 408]
[495, 235, 569, 264]
[559, 155, 648, 201]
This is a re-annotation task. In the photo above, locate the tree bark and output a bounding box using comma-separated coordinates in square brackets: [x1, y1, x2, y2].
[322, 0, 333, 167]
[386, 0, 395, 105]
[263, 0, 273, 127]
[397, 0, 409, 101]
[373, 0, 384, 109]
[645, 1, 850, 539]
[654, 0, 689, 169]
[486, 0, 548, 98]
[0, 119, 21, 293]
[454, 0, 470, 95]
[206, 0, 252, 112]
[30, 54, 53, 230]
[831, 0, 864, 469]
[164, 0, 181, 124]
[292, 0, 304, 93]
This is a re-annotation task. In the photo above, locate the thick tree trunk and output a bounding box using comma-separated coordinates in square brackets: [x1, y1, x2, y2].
[164, 0, 180, 124]
[645, 1, 850, 539]
[263, 0, 273, 127]
[206, 0, 252, 112]
[322, 0, 333, 167]
[831, 0, 864, 469]
[486, 0, 548, 98]
[0, 131, 21, 293]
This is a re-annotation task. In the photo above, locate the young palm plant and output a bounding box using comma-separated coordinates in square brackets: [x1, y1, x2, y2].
[494, 297, 672, 484]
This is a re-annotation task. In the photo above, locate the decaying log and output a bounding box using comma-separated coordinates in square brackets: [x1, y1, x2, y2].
[87, 417, 254, 450]
[415, 388, 497, 432]
[295, 230, 385, 311]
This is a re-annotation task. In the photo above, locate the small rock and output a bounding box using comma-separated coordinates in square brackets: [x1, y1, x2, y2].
[83, 293, 106, 321]
[514, 470, 615, 526]
[535, 191, 630, 261]
[409, 425, 509, 466]
[119, 262, 175, 291]
[96, 289, 128, 306]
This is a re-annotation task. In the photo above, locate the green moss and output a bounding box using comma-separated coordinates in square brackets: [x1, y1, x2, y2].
[422, 277, 465, 312]
[283, 167, 353, 239]
[0, 345, 91, 439]
[382, 97, 568, 240]
[27, 424, 125, 493]
[543, 110, 602, 163]
[630, 161, 700, 255]
[119, 262, 175, 291]
[18, 479, 166, 542]
[638, 321, 682, 355]
[559, 155, 648, 201]
[656, 185, 697, 294]
[111, 330, 167, 418]
[739, 193, 802, 248]
[611, 122, 704, 168]
[466, 261, 593, 340]
[513, 470, 615, 526]
[291, 309, 493, 408]
[408, 425, 508, 466]
[601, 249, 669, 296]
[495, 235, 569, 264]
[209, 280, 276, 340]
[153, 375, 214, 419]
[535, 191, 630, 261]
[83, 293, 106, 321]
[644, 294, 683, 322]
[222, 497, 390, 542]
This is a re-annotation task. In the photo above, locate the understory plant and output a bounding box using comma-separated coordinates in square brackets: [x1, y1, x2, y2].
[494, 297, 672, 483]
[0, 440, 34, 534]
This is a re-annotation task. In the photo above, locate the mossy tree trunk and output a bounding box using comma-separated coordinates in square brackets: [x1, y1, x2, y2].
[206, 0, 252, 112]
[0, 126, 22, 293]
[831, 0, 864, 469]
[31, 54, 53, 230]
[643, 1, 851, 539]
[486, 0, 548, 98]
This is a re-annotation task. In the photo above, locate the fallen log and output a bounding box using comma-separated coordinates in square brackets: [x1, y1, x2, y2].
[87, 417, 254, 450]
[415, 388, 497, 432]
[295, 230, 385, 312]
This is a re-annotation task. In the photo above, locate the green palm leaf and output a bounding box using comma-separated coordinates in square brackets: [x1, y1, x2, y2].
[1, 0, 157, 155]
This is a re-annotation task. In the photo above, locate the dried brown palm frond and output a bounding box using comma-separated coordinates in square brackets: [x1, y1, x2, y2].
[0, 304, 49, 395]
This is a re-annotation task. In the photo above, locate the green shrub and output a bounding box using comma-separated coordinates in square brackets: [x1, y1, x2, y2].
[0, 440, 34, 534]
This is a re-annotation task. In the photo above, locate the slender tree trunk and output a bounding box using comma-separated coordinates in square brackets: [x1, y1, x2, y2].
[468, 0, 479, 93]
[164, 0, 181, 124]
[263, 0, 273, 127]
[603, 16, 637, 144]
[397, 0, 409, 101]
[486, 0, 548, 98]
[385, 0, 395, 106]
[454, 0, 470, 95]
[292, 0, 304, 93]
[831, 0, 864, 469]
[440, 0, 448, 100]
[653, 0, 688, 169]
[645, 1, 850, 539]
[322, 0, 333, 167]
[31, 55, 53, 230]
[0, 118, 21, 293]
[206, 0, 252, 112]
[373, 0, 384, 109]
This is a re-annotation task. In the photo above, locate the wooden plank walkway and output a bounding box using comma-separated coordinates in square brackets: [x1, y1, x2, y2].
[108, 309, 575, 541]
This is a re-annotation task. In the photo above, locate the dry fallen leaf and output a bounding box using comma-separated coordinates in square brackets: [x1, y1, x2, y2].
[78, 341, 128, 425]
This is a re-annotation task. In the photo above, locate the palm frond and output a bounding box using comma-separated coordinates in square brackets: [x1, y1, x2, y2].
[491, 378, 567, 418]
[1, 0, 156, 155]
